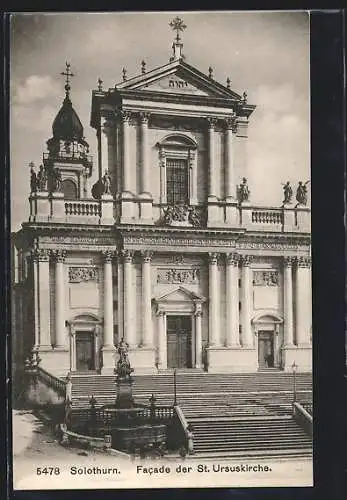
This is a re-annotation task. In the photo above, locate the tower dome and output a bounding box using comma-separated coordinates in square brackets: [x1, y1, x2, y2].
[52, 94, 84, 141]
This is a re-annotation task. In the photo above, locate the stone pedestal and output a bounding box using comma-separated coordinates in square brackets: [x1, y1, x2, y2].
[207, 347, 257, 373]
[101, 347, 116, 374]
[281, 345, 312, 372]
[225, 199, 239, 226]
[282, 204, 296, 232]
[138, 195, 153, 224]
[33, 191, 50, 222]
[295, 205, 311, 231]
[239, 202, 252, 227]
[120, 192, 135, 223]
[38, 347, 70, 377]
[115, 379, 134, 409]
[50, 192, 65, 222]
[100, 193, 114, 225]
[207, 197, 222, 227]
[128, 347, 157, 375]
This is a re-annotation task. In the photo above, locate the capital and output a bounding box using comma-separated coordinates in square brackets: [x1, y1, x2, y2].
[240, 255, 253, 267]
[102, 250, 116, 263]
[52, 249, 67, 263]
[194, 303, 203, 317]
[31, 248, 50, 262]
[119, 109, 132, 123]
[140, 250, 153, 263]
[206, 116, 218, 129]
[208, 252, 219, 265]
[226, 252, 239, 266]
[296, 256, 311, 268]
[225, 116, 236, 132]
[283, 256, 295, 268]
[139, 111, 150, 125]
[121, 249, 135, 264]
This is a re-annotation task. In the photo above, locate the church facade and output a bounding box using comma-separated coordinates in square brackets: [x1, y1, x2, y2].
[12, 23, 312, 377]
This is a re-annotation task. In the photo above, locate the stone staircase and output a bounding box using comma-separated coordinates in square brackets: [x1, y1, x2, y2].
[67, 371, 312, 457]
[189, 416, 312, 458]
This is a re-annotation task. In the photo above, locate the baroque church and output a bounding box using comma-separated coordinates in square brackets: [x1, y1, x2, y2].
[12, 19, 312, 378]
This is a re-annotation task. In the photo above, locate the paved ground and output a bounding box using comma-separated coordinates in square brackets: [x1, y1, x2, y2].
[12, 409, 313, 490]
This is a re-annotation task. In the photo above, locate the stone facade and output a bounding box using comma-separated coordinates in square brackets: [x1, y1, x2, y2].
[12, 38, 311, 376]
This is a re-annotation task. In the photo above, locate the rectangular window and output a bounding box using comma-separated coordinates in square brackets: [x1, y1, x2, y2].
[166, 158, 188, 205]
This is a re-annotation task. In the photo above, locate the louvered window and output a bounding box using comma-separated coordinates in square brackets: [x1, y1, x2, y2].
[166, 158, 188, 204]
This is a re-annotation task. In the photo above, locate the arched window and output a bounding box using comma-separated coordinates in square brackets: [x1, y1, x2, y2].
[166, 158, 189, 205]
[62, 179, 78, 199]
[157, 134, 198, 205]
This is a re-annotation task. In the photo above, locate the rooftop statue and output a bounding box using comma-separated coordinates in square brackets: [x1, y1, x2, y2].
[237, 177, 250, 203]
[296, 181, 309, 206]
[29, 162, 37, 194]
[102, 170, 112, 195]
[282, 181, 293, 204]
[37, 164, 48, 191]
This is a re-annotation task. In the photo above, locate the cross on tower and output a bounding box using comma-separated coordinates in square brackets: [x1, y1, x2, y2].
[60, 62, 75, 98]
[169, 16, 187, 43]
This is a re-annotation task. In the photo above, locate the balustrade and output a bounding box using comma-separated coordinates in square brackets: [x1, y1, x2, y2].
[65, 201, 101, 217]
[252, 210, 283, 224]
[37, 367, 67, 396]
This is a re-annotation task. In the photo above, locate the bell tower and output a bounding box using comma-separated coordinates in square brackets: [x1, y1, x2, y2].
[43, 62, 93, 199]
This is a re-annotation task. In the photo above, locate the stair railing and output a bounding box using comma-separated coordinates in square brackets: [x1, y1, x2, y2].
[37, 366, 67, 397]
[292, 401, 312, 437]
[173, 405, 193, 454]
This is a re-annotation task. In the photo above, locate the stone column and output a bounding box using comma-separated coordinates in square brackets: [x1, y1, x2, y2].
[139, 112, 150, 196]
[141, 250, 153, 346]
[207, 117, 218, 199]
[283, 257, 294, 346]
[101, 119, 110, 174]
[208, 253, 220, 346]
[226, 253, 240, 347]
[225, 117, 236, 200]
[159, 147, 167, 205]
[38, 249, 51, 347]
[123, 250, 135, 347]
[295, 256, 312, 346]
[102, 250, 115, 347]
[157, 311, 166, 369]
[121, 111, 131, 193]
[69, 324, 76, 371]
[53, 250, 67, 348]
[194, 305, 203, 368]
[240, 255, 253, 347]
[31, 250, 39, 349]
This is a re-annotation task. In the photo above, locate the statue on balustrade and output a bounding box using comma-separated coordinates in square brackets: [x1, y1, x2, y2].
[296, 181, 309, 206]
[237, 177, 250, 203]
[37, 164, 48, 191]
[282, 181, 293, 204]
[29, 162, 37, 194]
[49, 167, 62, 193]
[115, 338, 134, 380]
[102, 170, 112, 194]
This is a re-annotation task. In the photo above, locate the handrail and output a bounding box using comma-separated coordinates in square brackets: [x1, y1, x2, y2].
[293, 401, 312, 437]
[174, 405, 191, 452]
[37, 366, 67, 396]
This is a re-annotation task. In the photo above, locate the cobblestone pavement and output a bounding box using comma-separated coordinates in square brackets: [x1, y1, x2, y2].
[12, 410, 313, 490]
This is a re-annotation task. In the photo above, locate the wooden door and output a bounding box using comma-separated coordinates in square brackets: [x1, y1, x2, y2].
[167, 316, 192, 369]
[76, 332, 95, 371]
[258, 331, 274, 368]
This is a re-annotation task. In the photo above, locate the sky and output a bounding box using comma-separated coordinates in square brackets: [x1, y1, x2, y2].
[10, 11, 310, 230]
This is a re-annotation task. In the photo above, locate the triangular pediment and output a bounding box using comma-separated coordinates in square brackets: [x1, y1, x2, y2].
[116, 60, 241, 100]
[154, 286, 206, 304]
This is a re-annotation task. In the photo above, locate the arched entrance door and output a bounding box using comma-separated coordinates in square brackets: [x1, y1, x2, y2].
[252, 313, 283, 370]
[67, 314, 101, 372]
